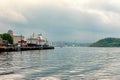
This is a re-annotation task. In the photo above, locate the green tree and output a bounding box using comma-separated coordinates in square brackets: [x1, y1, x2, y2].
[1, 33, 13, 44]
[0, 34, 2, 37]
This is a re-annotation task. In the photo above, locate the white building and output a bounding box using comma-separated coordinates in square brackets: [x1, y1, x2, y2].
[27, 33, 46, 45]
[27, 38, 38, 44]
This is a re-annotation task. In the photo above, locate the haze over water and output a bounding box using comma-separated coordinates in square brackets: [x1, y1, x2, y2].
[0, 47, 120, 80]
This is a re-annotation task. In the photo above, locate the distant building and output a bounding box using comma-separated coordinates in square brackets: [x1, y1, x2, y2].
[7, 30, 25, 44]
[7, 30, 47, 45]
[13, 36, 24, 44]
[7, 30, 13, 36]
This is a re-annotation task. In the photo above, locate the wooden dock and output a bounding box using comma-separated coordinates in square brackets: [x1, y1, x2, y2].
[0, 46, 54, 52]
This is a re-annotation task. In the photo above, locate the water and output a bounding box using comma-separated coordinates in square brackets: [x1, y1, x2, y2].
[0, 47, 120, 80]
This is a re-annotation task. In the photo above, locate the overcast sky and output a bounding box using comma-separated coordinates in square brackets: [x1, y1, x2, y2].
[0, 0, 120, 42]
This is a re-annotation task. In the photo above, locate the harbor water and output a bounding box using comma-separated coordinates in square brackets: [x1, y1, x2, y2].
[0, 47, 120, 80]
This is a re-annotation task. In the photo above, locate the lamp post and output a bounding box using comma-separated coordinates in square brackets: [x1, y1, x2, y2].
[21, 34, 22, 48]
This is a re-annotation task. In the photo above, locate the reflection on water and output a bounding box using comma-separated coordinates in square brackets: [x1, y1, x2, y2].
[0, 47, 120, 80]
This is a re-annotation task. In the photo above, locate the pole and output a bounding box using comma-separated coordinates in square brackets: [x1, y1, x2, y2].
[21, 34, 22, 48]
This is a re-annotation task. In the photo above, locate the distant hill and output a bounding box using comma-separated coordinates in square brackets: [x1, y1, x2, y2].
[90, 38, 120, 47]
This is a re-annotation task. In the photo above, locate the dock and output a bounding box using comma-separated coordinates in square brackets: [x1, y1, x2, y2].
[0, 46, 54, 52]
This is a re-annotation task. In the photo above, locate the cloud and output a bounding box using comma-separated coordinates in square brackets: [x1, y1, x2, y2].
[0, 1, 28, 23]
[0, 0, 71, 23]
[0, 0, 120, 42]
[0, 10, 27, 23]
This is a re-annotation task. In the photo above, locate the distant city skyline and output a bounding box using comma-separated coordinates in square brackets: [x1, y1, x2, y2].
[0, 0, 120, 43]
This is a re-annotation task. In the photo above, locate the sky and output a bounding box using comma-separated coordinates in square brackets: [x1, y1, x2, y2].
[0, 0, 120, 43]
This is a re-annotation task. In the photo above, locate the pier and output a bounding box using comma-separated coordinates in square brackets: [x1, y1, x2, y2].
[0, 46, 54, 52]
